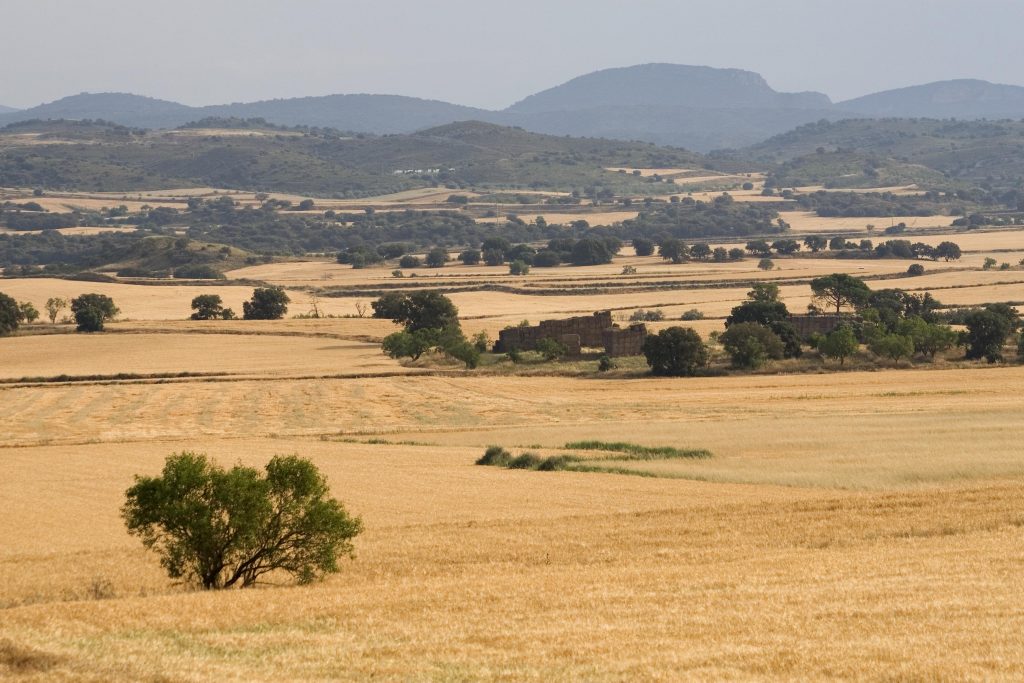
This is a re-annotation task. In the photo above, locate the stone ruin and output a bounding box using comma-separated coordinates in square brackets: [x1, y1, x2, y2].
[495, 311, 647, 358]
[788, 314, 854, 340]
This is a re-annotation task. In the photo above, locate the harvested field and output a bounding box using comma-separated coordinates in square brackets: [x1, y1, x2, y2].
[781, 211, 958, 233]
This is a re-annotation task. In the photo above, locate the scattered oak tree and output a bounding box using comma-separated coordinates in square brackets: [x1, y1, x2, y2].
[71, 293, 119, 332]
[122, 452, 362, 590]
[0, 292, 25, 335]
[818, 325, 858, 365]
[719, 322, 785, 369]
[190, 294, 234, 320]
[642, 327, 709, 377]
[45, 297, 68, 324]
[243, 288, 290, 320]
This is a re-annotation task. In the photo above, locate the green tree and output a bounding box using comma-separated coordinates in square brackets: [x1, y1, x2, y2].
[632, 238, 655, 257]
[190, 294, 226, 320]
[897, 317, 957, 360]
[509, 260, 530, 275]
[459, 249, 481, 265]
[819, 325, 858, 365]
[869, 333, 915, 363]
[690, 243, 712, 260]
[658, 239, 689, 264]
[370, 292, 408, 320]
[122, 452, 362, 590]
[243, 288, 290, 320]
[810, 274, 871, 314]
[71, 293, 119, 332]
[394, 292, 459, 333]
[381, 329, 437, 361]
[758, 258, 775, 271]
[399, 255, 421, 269]
[18, 301, 39, 323]
[570, 238, 613, 266]
[719, 322, 785, 369]
[746, 240, 772, 256]
[935, 241, 962, 261]
[536, 337, 568, 361]
[747, 283, 781, 303]
[642, 327, 709, 377]
[45, 297, 68, 324]
[803, 235, 827, 252]
[983, 257, 997, 270]
[0, 292, 25, 335]
[426, 247, 448, 268]
[964, 309, 1014, 362]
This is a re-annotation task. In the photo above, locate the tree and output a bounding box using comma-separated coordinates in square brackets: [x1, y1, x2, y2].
[426, 247, 448, 268]
[632, 238, 655, 257]
[459, 249, 481, 265]
[45, 297, 68, 324]
[983, 257, 997, 270]
[869, 333, 915, 363]
[122, 452, 362, 590]
[509, 260, 530, 275]
[803, 235, 827, 253]
[570, 238, 613, 266]
[399, 255, 421, 269]
[690, 243, 712, 260]
[897, 317, 957, 360]
[747, 283, 781, 303]
[746, 240, 772, 256]
[906, 263, 925, 276]
[0, 292, 25, 335]
[381, 329, 436, 361]
[297, 199, 315, 211]
[376, 291, 459, 333]
[935, 241, 962, 261]
[642, 327, 709, 377]
[726, 300, 789, 327]
[71, 293, 119, 332]
[190, 294, 226, 321]
[810, 274, 871, 314]
[819, 325, 858, 365]
[18, 301, 39, 323]
[658, 239, 688, 264]
[772, 239, 801, 255]
[728, 247, 746, 261]
[758, 258, 775, 271]
[964, 309, 1014, 362]
[711, 247, 729, 262]
[243, 288, 290, 320]
[719, 323, 785, 369]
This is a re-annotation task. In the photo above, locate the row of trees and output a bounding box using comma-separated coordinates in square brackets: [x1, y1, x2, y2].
[190, 288, 291, 321]
[0, 291, 118, 334]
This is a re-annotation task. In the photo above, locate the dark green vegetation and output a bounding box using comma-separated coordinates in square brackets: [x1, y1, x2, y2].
[242, 287, 290, 320]
[735, 118, 1024, 193]
[376, 292, 479, 369]
[642, 327, 709, 376]
[122, 452, 363, 590]
[622, 194, 785, 240]
[70, 293, 118, 332]
[475, 442, 711, 478]
[0, 291, 24, 335]
[0, 119, 699, 197]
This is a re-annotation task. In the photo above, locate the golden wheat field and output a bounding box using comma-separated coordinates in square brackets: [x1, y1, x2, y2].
[4, 224, 1024, 681]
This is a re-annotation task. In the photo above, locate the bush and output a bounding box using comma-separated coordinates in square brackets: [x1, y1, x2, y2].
[242, 287, 290, 320]
[532, 250, 562, 267]
[536, 337, 568, 361]
[399, 255, 421, 268]
[122, 452, 362, 590]
[680, 309, 704, 321]
[508, 453, 544, 470]
[642, 327, 709, 376]
[869, 333, 915, 362]
[426, 247, 448, 268]
[458, 249, 481, 265]
[475, 446, 513, 467]
[632, 238, 655, 257]
[509, 260, 530, 275]
[597, 355, 616, 372]
[173, 264, 224, 280]
[757, 258, 775, 271]
[719, 323, 785, 369]
[906, 263, 925, 276]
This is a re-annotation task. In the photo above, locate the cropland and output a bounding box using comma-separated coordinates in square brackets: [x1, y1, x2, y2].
[3, 113, 1024, 680]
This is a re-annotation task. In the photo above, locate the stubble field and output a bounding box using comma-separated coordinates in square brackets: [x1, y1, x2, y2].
[3, 214, 1024, 681]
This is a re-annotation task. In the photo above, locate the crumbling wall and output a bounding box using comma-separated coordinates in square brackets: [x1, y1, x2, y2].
[603, 324, 648, 357]
[497, 311, 613, 352]
[788, 314, 851, 339]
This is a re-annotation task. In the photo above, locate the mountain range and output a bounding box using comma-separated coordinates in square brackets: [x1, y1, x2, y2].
[4, 64, 1024, 151]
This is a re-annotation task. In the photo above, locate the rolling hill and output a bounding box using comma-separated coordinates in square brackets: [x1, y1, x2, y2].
[839, 79, 1024, 119]
[0, 104, 18, 114]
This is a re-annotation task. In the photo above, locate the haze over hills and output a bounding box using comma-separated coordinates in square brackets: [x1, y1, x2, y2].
[0, 105, 18, 114]
[4, 64, 1024, 152]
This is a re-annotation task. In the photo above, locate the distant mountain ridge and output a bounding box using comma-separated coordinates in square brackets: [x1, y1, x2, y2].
[0, 104, 17, 114]
[4, 65, 1024, 151]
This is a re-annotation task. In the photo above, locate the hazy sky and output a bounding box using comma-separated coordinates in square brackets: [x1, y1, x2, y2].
[3, 0, 1023, 110]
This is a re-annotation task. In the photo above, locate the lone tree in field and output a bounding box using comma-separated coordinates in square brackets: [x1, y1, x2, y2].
[964, 307, 1017, 362]
[810, 274, 871, 314]
[642, 327, 709, 376]
[819, 325, 859, 365]
[45, 297, 68, 324]
[122, 452, 363, 590]
[190, 294, 229, 320]
[243, 287, 290, 320]
[71, 293, 119, 332]
[0, 292, 25, 335]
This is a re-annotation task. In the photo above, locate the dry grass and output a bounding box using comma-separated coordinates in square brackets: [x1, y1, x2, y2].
[782, 211, 958, 233]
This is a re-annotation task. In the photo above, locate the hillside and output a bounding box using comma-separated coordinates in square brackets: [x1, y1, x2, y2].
[840, 79, 1024, 119]
[730, 118, 1024, 190]
[0, 119, 705, 196]
[0, 93, 194, 130]
[0, 104, 17, 114]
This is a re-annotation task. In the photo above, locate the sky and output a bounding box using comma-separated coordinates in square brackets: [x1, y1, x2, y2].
[2, 0, 1024, 110]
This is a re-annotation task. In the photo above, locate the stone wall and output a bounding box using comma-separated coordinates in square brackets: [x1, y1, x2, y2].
[602, 324, 648, 357]
[788, 314, 851, 339]
[497, 311, 613, 352]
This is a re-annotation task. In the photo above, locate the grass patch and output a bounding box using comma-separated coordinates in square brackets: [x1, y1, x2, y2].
[563, 441, 712, 460]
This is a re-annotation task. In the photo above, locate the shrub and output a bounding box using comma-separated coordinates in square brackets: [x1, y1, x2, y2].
[122, 452, 362, 590]
[680, 309, 704, 321]
[536, 337, 568, 361]
[476, 446, 513, 467]
[758, 258, 775, 271]
[426, 247, 448, 268]
[906, 263, 925, 276]
[719, 322, 785, 369]
[819, 325, 858, 365]
[173, 264, 224, 280]
[399, 255, 421, 269]
[983, 257, 997, 270]
[532, 250, 562, 267]
[458, 249, 481, 265]
[642, 327, 709, 376]
[632, 238, 655, 257]
[630, 308, 665, 322]
[508, 453, 543, 470]
[869, 333, 915, 363]
[472, 331, 491, 353]
[597, 355, 616, 372]
[509, 260, 530, 275]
